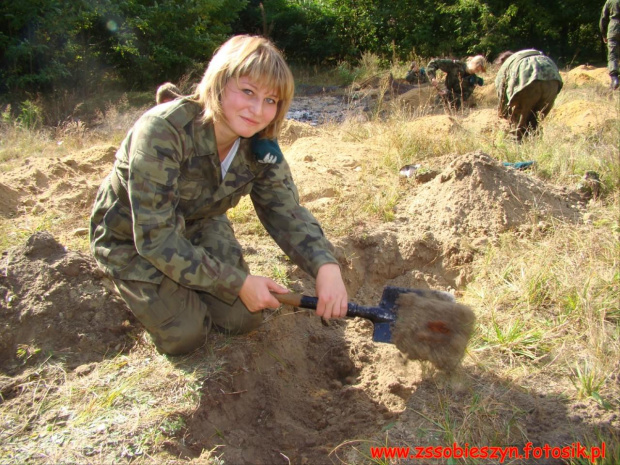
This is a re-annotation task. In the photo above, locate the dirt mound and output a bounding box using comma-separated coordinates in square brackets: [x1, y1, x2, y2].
[564, 65, 610, 87]
[279, 119, 319, 146]
[396, 85, 437, 110]
[0, 145, 115, 219]
[461, 108, 510, 134]
[403, 114, 459, 137]
[285, 136, 385, 216]
[400, 151, 582, 244]
[548, 99, 618, 135]
[474, 81, 499, 106]
[0, 232, 137, 378]
[0, 182, 21, 218]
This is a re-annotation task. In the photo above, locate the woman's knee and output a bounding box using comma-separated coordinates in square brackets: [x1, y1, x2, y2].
[153, 324, 208, 356]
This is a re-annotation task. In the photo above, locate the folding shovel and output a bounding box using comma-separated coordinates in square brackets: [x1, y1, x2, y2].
[274, 286, 476, 370]
[273, 286, 455, 344]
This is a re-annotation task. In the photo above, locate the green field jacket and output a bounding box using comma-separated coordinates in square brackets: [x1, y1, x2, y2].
[426, 59, 478, 100]
[495, 49, 563, 117]
[90, 99, 337, 304]
[600, 0, 620, 39]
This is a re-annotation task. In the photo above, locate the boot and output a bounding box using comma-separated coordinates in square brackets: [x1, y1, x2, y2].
[611, 74, 619, 90]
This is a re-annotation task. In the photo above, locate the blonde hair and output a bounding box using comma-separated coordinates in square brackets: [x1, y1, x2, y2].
[466, 55, 487, 73]
[195, 35, 294, 139]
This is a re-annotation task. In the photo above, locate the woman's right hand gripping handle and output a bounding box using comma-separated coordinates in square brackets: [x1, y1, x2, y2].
[239, 275, 289, 312]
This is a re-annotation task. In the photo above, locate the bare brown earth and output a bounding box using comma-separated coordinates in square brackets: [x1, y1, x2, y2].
[0, 65, 617, 464]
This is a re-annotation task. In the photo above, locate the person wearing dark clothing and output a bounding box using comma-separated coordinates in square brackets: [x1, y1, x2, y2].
[600, 0, 620, 89]
[426, 55, 486, 110]
[495, 50, 563, 141]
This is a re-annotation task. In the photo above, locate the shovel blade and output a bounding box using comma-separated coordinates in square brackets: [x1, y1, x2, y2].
[371, 322, 393, 343]
[369, 287, 456, 344]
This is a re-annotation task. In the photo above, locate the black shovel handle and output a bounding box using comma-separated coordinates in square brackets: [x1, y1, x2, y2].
[272, 292, 395, 323]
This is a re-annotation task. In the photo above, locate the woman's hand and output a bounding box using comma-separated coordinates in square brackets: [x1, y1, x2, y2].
[315, 263, 348, 319]
[239, 275, 288, 312]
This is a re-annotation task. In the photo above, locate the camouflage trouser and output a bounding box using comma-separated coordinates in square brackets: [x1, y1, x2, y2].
[113, 215, 262, 356]
[607, 37, 619, 76]
[507, 80, 560, 141]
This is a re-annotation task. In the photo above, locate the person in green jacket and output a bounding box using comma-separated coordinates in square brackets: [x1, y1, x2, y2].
[426, 55, 486, 110]
[90, 35, 348, 356]
[600, 0, 620, 90]
[495, 49, 563, 141]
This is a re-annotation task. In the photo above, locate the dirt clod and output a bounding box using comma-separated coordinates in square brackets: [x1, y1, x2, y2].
[392, 293, 476, 371]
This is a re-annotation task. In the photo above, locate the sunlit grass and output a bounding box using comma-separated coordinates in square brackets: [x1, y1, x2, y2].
[1, 60, 619, 465]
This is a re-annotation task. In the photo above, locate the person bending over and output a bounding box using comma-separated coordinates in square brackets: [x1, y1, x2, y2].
[426, 55, 486, 110]
[495, 49, 563, 141]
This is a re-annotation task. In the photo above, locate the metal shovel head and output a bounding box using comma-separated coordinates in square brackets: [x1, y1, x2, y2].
[272, 287, 457, 345]
[369, 286, 456, 343]
[371, 322, 393, 343]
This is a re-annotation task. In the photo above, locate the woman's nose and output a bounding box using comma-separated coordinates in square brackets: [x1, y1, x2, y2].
[249, 98, 263, 116]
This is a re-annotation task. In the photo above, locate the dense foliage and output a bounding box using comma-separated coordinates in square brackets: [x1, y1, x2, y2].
[0, 0, 602, 104]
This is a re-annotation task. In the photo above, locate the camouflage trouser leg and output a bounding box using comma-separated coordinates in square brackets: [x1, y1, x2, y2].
[113, 276, 211, 355]
[185, 215, 263, 334]
[113, 215, 262, 356]
[607, 38, 619, 76]
[508, 80, 560, 141]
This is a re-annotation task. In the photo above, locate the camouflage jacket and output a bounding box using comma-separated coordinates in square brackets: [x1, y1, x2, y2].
[495, 49, 563, 117]
[601, 0, 620, 39]
[89, 99, 337, 304]
[426, 59, 479, 100]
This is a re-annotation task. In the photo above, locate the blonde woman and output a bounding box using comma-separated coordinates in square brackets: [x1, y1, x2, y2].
[426, 55, 486, 110]
[90, 35, 347, 355]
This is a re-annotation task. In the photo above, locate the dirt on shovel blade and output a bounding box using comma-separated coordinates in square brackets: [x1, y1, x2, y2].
[392, 292, 476, 371]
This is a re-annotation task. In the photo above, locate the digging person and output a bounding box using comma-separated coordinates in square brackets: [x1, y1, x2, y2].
[89, 35, 348, 356]
[495, 49, 563, 141]
[426, 55, 486, 110]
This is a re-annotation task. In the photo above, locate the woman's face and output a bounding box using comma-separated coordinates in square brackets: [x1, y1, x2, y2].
[219, 76, 279, 139]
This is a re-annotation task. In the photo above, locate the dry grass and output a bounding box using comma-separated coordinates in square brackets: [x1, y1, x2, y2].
[1, 64, 619, 464]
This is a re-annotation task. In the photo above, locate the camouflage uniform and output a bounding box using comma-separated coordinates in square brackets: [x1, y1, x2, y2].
[495, 49, 563, 141]
[600, 0, 620, 86]
[425, 59, 481, 110]
[90, 98, 338, 355]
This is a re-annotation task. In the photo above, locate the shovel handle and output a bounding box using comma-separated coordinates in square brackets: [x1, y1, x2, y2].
[272, 292, 318, 309]
[272, 292, 395, 323]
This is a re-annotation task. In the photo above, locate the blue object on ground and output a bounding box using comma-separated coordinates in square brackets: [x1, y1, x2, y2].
[503, 161, 535, 170]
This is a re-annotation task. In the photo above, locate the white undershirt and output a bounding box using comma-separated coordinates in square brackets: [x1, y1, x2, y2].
[220, 138, 240, 180]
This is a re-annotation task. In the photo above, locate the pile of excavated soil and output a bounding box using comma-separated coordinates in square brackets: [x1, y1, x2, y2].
[0, 232, 137, 381]
[461, 108, 511, 135]
[0, 145, 115, 220]
[398, 150, 583, 245]
[548, 99, 618, 135]
[279, 119, 319, 146]
[564, 64, 612, 87]
[392, 292, 476, 371]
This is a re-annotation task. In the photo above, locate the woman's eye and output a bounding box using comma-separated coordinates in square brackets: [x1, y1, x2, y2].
[243, 88, 253, 96]
[265, 97, 277, 105]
